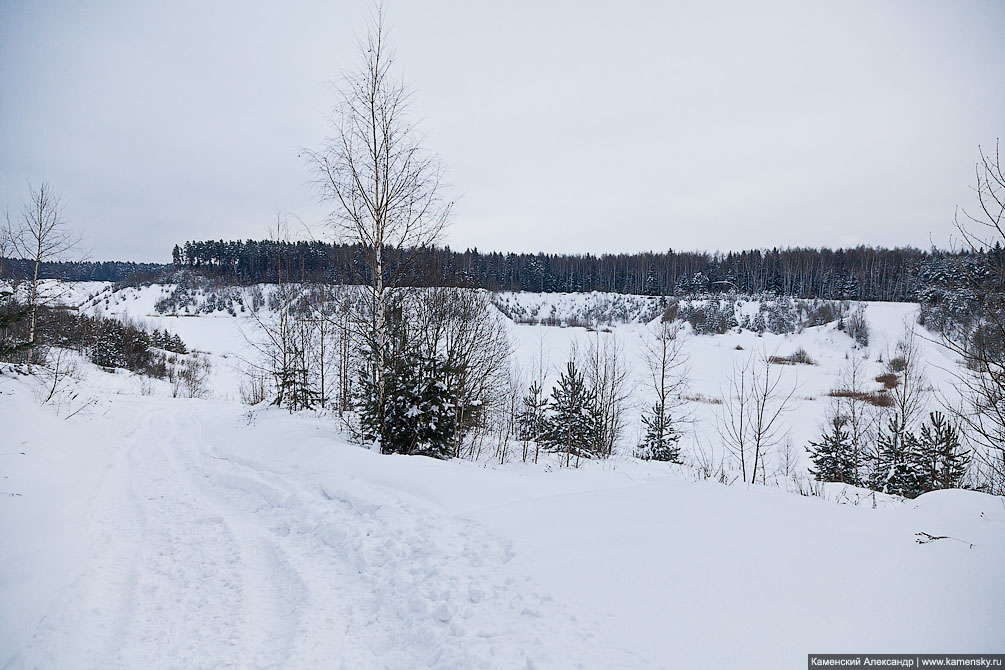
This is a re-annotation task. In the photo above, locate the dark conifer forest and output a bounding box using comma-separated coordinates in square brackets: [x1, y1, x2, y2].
[167, 239, 999, 303]
[6, 240, 1003, 307]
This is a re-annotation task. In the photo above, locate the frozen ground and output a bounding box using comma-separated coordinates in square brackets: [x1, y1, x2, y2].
[1, 283, 1003, 668]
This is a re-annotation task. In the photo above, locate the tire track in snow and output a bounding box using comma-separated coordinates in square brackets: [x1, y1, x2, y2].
[191, 412, 653, 670]
[180, 409, 312, 669]
[110, 407, 250, 669]
[9, 400, 654, 669]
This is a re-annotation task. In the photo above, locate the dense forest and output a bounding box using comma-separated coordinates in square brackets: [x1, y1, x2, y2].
[4, 241, 999, 306]
[0, 258, 167, 282]
[168, 239, 976, 302]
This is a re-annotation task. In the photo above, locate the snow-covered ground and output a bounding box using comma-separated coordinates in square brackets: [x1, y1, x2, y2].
[2, 283, 1003, 668]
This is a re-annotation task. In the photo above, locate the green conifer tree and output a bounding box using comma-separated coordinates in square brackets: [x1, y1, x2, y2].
[541, 360, 600, 466]
[807, 415, 858, 484]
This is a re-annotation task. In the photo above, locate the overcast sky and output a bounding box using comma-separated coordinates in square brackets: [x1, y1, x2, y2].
[1, 1, 1003, 262]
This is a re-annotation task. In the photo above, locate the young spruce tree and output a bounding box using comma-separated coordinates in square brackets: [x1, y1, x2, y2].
[638, 402, 681, 462]
[356, 342, 455, 459]
[915, 411, 969, 492]
[806, 415, 858, 484]
[870, 416, 923, 498]
[542, 360, 599, 467]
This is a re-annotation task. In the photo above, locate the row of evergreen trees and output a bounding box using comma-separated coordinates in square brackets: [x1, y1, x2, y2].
[167, 239, 963, 302]
[0, 295, 188, 377]
[808, 411, 969, 498]
[353, 340, 680, 466]
[0, 257, 166, 282]
[512, 359, 680, 467]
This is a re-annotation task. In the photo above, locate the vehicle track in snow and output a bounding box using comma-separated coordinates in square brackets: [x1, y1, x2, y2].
[9, 400, 651, 669]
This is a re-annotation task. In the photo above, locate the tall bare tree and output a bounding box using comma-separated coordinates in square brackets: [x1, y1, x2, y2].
[831, 351, 878, 485]
[9, 181, 80, 372]
[719, 352, 795, 484]
[306, 7, 451, 439]
[637, 319, 689, 460]
[886, 327, 928, 435]
[941, 139, 1005, 492]
[584, 331, 631, 458]
[0, 218, 12, 279]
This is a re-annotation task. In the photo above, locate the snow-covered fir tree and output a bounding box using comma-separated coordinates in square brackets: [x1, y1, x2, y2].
[638, 401, 680, 462]
[91, 326, 126, 369]
[764, 299, 798, 334]
[915, 411, 969, 492]
[806, 414, 859, 484]
[870, 416, 923, 498]
[356, 343, 455, 459]
[541, 360, 600, 466]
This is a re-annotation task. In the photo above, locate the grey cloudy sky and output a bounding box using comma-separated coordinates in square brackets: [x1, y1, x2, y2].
[1, 1, 1003, 262]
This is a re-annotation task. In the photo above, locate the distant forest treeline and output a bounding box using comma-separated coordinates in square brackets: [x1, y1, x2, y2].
[3, 240, 997, 303]
[169, 240, 945, 302]
[0, 258, 167, 282]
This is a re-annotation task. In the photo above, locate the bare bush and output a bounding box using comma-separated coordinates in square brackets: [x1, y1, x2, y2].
[768, 347, 815, 366]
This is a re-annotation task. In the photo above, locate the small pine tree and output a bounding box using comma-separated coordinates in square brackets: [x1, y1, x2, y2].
[915, 411, 969, 492]
[870, 416, 923, 498]
[638, 401, 680, 462]
[517, 381, 548, 442]
[541, 360, 600, 466]
[807, 415, 858, 484]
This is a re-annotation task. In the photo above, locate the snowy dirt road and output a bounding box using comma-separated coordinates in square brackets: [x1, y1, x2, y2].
[4, 397, 646, 670]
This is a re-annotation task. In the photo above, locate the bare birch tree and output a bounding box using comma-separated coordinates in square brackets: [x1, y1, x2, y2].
[306, 7, 451, 440]
[637, 319, 689, 460]
[585, 331, 631, 458]
[719, 352, 796, 484]
[9, 181, 81, 372]
[887, 327, 928, 434]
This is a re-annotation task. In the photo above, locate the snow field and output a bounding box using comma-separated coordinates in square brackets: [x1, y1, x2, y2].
[1, 283, 1003, 668]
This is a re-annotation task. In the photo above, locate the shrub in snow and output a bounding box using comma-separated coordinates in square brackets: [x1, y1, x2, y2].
[844, 304, 869, 347]
[768, 347, 815, 366]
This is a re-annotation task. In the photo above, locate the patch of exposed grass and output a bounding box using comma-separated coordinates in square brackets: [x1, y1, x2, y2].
[768, 347, 815, 366]
[875, 372, 899, 389]
[826, 389, 894, 408]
